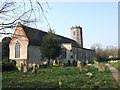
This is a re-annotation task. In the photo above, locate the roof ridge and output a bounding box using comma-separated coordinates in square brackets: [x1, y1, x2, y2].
[21, 24, 77, 42]
[21, 24, 47, 33]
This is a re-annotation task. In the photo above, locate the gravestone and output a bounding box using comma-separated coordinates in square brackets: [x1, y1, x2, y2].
[28, 63, 33, 70]
[86, 59, 89, 65]
[94, 60, 99, 69]
[23, 65, 27, 73]
[61, 63, 64, 68]
[59, 81, 62, 87]
[16, 61, 23, 71]
[53, 60, 56, 66]
[98, 63, 105, 72]
[86, 59, 89, 71]
[16, 62, 21, 71]
[37, 64, 39, 68]
[32, 63, 37, 73]
[77, 61, 81, 67]
[79, 62, 82, 73]
[23, 60, 27, 73]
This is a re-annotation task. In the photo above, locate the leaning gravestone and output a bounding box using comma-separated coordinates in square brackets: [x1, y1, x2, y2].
[98, 63, 105, 72]
[16, 62, 21, 71]
[16, 61, 23, 71]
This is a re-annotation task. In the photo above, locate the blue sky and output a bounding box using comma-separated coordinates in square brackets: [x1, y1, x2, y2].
[39, 2, 118, 49]
[0, 1, 118, 49]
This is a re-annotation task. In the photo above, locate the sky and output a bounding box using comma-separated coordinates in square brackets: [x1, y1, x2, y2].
[0, 1, 118, 49]
[38, 2, 118, 49]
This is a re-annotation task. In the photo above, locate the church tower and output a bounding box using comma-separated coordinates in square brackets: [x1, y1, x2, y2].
[71, 26, 83, 48]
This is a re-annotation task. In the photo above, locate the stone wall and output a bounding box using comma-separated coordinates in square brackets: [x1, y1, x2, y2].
[27, 45, 42, 64]
[61, 43, 72, 64]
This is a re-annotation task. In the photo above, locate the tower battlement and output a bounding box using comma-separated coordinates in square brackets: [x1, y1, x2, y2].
[71, 25, 83, 48]
[71, 26, 81, 29]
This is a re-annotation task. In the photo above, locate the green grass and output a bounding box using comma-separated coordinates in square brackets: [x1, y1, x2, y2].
[110, 61, 120, 71]
[2, 65, 120, 88]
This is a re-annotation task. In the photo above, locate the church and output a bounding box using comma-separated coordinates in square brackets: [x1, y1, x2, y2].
[9, 22, 94, 68]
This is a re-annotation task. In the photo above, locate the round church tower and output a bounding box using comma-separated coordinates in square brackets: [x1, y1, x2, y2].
[71, 26, 83, 48]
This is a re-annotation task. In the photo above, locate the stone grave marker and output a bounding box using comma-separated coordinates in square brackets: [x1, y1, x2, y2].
[23, 60, 27, 73]
[77, 60, 80, 68]
[79, 62, 82, 73]
[86, 59, 89, 71]
[28, 63, 33, 70]
[98, 63, 105, 72]
[32, 63, 37, 73]
[53, 60, 56, 66]
[94, 60, 99, 69]
[23, 64, 27, 73]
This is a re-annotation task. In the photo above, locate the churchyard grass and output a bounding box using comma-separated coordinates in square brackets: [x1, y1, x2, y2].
[109, 60, 120, 71]
[2, 65, 120, 88]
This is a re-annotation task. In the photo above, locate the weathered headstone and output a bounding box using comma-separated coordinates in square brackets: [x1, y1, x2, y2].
[77, 61, 81, 68]
[86, 72, 93, 78]
[16, 62, 21, 71]
[37, 64, 39, 68]
[59, 81, 62, 87]
[53, 60, 56, 66]
[79, 62, 82, 73]
[23, 60, 27, 73]
[94, 60, 99, 69]
[28, 63, 33, 70]
[16, 62, 24, 71]
[23, 65, 27, 73]
[98, 63, 105, 72]
[61, 63, 64, 68]
[86, 59, 89, 66]
[86, 59, 89, 71]
[32, 63, 37, 73]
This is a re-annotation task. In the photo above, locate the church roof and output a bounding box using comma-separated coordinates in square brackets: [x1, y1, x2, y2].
[21, 25, 80, 47]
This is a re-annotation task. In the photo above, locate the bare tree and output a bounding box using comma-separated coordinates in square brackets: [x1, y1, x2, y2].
[105, 45, 118, 58]
[91, 43, 102, 51]
[91, 43, 118, 61]
[0, 0, 51, 34]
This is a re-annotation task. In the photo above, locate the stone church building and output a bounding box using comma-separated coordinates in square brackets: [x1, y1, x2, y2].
[9, 22, 94, 67]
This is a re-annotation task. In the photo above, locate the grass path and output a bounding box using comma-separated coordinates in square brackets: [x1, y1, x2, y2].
[109, 61, 120, 71]
[106, 63, 120, 86]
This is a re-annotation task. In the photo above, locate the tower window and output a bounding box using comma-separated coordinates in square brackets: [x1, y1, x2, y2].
[73, 31, 75, 35]
[15, 41, 20, 58]
[61, 48, 67, 59]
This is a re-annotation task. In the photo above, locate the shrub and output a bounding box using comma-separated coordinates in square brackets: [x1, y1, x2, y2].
[2, 62, 17, 72]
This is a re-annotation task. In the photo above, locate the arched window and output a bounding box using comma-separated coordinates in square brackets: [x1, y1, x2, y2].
[15, 41, 20, 58]
[61, 48, 66, 59]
